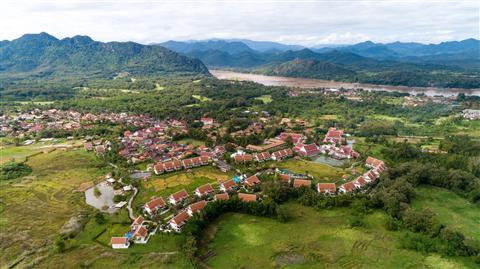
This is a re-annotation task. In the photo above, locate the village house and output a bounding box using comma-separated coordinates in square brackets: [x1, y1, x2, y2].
[317, 183, 336, 194]
[279, 173, 291, 184]
[253, 151, 271, 162]
[238, 193, 257, 202]
[244, 175, 261, 188]
[219, 179, 238, 192]
[144, 197, 166, 215]
[214, 193, 230, 201]
[168, 189, 189, 205]
[271, 148, 294, 161]
[84, 142, 93, 151]
[194, 183, 214, 198]
[329, 146, 359, 160]
[278, 132, 304, 144]
[200, 117, 214, 126]
[293, 143, 320, 157]
[233, 153, 253, 164]
[186, 200, 207, 216]
[354, 176, 369, 187]
[132, 225, 149, 244]
[323, 127, 344, 144]
[293, 179, 312, 188]
[169, 210, 191, 232]
[111, 237, 130, 249]
[339, 181, 358, 193]
[365, 156, 385, 169]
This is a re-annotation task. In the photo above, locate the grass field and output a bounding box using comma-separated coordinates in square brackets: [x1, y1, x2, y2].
[202, 202, 477, 269]
[0, 139, 83, 164]
[254, 95, 272, 104]
[0, 149, 109, 267]
[412, 186, 480, 241]
[278, 159, 345, 181]
[133, 166, 232, 213]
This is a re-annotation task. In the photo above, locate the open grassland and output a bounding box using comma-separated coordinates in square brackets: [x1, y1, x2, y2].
[278, 159, 346, 181]
[133, 166, 232, 213]
[254, 94, 273, 104]
[0, 139, 83, 164]
[412, 186, 480, 241]
[0, 149, 108, 267]
[202, 202, 476, 269]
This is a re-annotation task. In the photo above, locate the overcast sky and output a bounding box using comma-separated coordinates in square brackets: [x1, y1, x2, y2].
[1, 0, 478, 46]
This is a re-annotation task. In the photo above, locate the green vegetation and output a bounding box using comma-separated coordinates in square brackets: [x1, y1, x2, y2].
[202, 202, 475, 268]
[254, 94, 272, 104]
[412, 186, 480, 241]
[0, 161, 32, 180]
[278, 159, 345, 180]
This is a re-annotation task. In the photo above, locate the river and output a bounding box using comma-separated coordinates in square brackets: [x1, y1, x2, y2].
[211, 70, 480, 97]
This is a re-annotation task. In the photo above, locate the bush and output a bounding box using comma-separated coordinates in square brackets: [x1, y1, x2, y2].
[0, 161, 32, 180]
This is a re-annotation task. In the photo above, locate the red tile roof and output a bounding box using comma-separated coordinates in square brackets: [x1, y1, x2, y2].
[171, 210, 190, 226]
[145, 197, 166, 211]
[134, 226, 148, 238]
[220, 179, 237, 190]
[195, 183, 214, 196]
[341, 181, 357, 192]
[293, 179, 312, 188]
[111, 237, 128, 245]
[238, 193, 257, 202]
[169, 189, 189, 202]
[188, 200, 207, 214]
[132, 216, 144, 226]
[244, 175, 261, 187]
[215, 193, 230, 201]
[317, 183, 336, 193]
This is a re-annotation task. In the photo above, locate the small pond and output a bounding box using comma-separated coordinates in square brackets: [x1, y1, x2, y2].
[312, 155, 348, 167]
[85, 181, 117, 213]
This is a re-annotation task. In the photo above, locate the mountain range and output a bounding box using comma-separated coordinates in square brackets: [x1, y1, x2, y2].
[0, 32, 210, 79]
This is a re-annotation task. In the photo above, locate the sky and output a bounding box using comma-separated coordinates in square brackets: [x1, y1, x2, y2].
[1, 0, 478, 46]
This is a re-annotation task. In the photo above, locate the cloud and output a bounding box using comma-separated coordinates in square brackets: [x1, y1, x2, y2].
[0, 0, 478, 45]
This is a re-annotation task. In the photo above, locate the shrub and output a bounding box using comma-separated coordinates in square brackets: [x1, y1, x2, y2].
[0, 161, 32, 180]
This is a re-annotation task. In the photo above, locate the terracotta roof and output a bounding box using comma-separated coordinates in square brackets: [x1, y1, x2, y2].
[169, 189, 189, 202]
[132, 215, 144, 225]
[341, 181, 357, 192]
[145, 197, 166, 211]
[171, 210, 190, 226]
[111, 237, 128, 245]
[317, 183, 336, 192]
[195, 183, 214, 195]
[293, 179, 312, 188]
[188, 200, 207, 214]
[244, 175, 261, 187]
[220, 179, 237, 190]
[238, 193, 257, 202]
[134, 226, 148, 238]
[215, 193, 230, 201]
[279, 174, 291, 183]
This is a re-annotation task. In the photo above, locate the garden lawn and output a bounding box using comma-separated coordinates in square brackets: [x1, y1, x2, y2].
[411, 186, 480, 241]
[278, 159, 344, 181]
[202, 202, 476, 269]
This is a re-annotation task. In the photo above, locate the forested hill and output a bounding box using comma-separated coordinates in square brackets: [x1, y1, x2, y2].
[0, 32, 210, 78]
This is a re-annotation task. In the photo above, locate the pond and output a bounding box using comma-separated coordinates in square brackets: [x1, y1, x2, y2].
[312, 155, 348, 167]
[85, 181, 117, 213]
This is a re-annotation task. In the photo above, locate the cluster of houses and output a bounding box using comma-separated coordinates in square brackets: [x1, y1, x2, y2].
[462, 109, 480, 120]
[1, 109, 156, 138]
[111, 154, 387, 249]
[153, 156, 212, 174]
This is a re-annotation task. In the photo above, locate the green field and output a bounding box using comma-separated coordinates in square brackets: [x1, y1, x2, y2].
[254, 94, 272, 104]
[192, 94, 212, 102]
[202, 202, 476, 268]
[278, 159, 345, 181]
[412, 186, 480, 241]
[0, 139, 83, 164]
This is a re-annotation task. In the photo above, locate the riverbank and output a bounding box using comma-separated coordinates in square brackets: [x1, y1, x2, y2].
[211, 70, 480, 97]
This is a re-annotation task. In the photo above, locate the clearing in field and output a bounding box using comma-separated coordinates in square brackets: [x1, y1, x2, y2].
[177, 138, 205, 147]
[254, 94, 272, 104]
[201, 202, 476, 269]
[411, 186, 480, 241]
[192, 94, 212, 102]
[278, 159, 345, 181]
[0, 139, 83, 164]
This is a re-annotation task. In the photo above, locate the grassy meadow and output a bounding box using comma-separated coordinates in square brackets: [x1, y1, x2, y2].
[201, 202, 477, 269]
[412, 186, 480, 241]
[278, 159, 346, 181]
